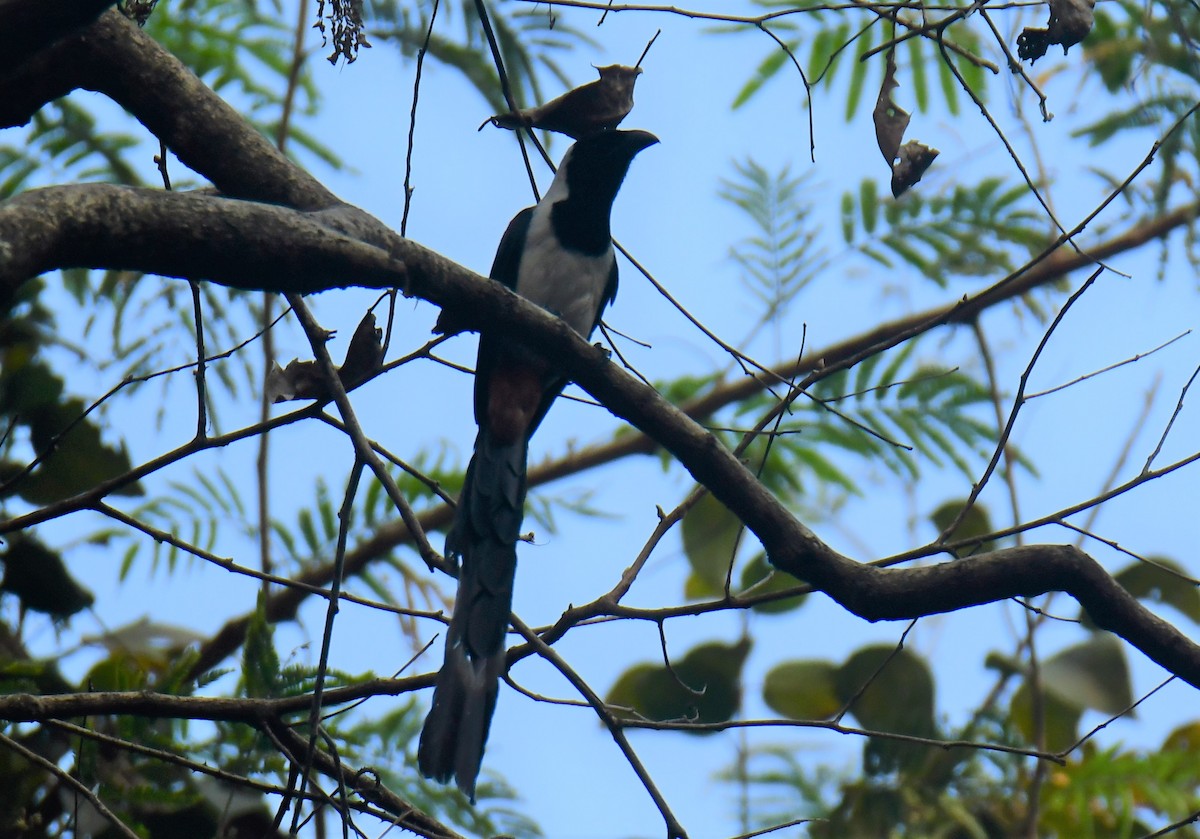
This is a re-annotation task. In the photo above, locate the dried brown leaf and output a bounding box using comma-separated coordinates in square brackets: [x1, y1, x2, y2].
[873, 49, 910, 166]
[484, 65, 643, 140]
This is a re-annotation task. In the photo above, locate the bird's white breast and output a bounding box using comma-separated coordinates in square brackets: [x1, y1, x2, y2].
[515, 202, 613, 338]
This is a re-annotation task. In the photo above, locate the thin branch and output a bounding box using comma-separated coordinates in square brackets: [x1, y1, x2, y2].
[1143, 360, 1200, 474]
[288, 295, 440, 570]
[296, 459, 365, 832]
[833, 620, 918, 724]
[90, 501, 442, 620]
[400, 0, 440, 236]
[1025, 331, 1189, 400]
[936, 34, 1075, 248]
[1063, 675, 1176, 756]
[937, 268, 1104, 549]
[0, 729, 140, 839]
[979, 7, 1051, 121]
[618, 715, 1065, 763]
[187, 279, 208, 440]
[510, 615, 689, 839]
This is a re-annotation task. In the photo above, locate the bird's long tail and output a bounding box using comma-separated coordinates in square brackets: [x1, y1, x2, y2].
[417, 427, 528, 802]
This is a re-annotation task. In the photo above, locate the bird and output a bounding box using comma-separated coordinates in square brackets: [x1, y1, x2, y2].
[418, 128, 659, 802]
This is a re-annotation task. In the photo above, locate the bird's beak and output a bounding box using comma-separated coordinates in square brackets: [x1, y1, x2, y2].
[625, 129, 659, 151]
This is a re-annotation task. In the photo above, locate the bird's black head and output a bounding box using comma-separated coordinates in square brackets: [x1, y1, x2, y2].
[551, 129, 658, 254]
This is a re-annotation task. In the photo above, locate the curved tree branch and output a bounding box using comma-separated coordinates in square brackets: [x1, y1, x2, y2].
[0, 0, 115, 76]
[2, 174, 1198, 687]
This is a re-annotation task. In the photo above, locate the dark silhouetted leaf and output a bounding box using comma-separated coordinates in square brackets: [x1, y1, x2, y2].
[268, 311, 383, 402]
[0, 535, 93, 619]
[836, 645, 938, 774]
[607, 639, 751, 731]
[1017, 0, 1095, 63]
[891, 140, 939, 197]
[486, 65, 642, 138]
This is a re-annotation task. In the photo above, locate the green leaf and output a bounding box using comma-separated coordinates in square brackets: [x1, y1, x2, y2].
[1039, 634, 1133, 716]
[606, 639, 751, 731]
[935, 46, 959, 116]
[84, 654, 147, 692]
[835, 645, 938, 774]
[930, 499, 997, 557]
[681, 492, 743, 598]
[1011, 681, 1083, 753]
[607, 663, 674, 720]
[840, 190, 856, 243]
[860, 178, 879, 235]
[835, 645, 937, 736]
[1163, 721, 1200, 752]
[8, 397, 141, 504]
[0, 359, 64, 415]
[242, 595, 281, 698]
[734, 46, 791, 109]
[907, 36, 929, 113]
[738, 553, 809, 614]
[298, 508, 320, 553]
[763, 660, 841, 719]
[845, 27, 875, 120]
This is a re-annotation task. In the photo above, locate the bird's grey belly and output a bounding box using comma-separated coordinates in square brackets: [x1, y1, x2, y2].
[515, 237, 612, 338]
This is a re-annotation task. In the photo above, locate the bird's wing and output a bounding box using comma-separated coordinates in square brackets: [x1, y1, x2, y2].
[488, 206, 535, 291]
[592, 259, 618, 335]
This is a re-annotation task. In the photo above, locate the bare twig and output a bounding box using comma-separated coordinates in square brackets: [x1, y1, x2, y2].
[0, 730, 140, 839]
[937, 268, 1104, 549]
[510, 615, 689, 838]
[1143, 361, 1200, 474]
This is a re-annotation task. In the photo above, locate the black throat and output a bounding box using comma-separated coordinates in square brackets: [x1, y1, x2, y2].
[549, 197, 614, 256]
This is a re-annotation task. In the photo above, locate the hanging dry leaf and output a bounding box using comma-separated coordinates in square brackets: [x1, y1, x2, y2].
[483, 65, 643, 140]
[891, 141, 940, 198]
[267, 312, 383, 402]
[338, 311, 386, 389]
[1017, 0, 1096, 63]
[873, 49, 937, 196]
[873, 49, 910, 166]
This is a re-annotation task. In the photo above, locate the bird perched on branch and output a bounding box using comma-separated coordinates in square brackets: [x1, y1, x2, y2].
[418, 128, 659, 801]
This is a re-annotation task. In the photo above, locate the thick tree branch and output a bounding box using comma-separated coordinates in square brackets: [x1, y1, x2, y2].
[0, 676, 426, 723]
[4, 173, 1198, 691]
[469, 302, 1200, 688]
[0, 185, 401, 300]
[267, 723, 464, 839]
[0, 9, 333, 207]
[0, 0, 115, 76]
[0, 680, 454, 838]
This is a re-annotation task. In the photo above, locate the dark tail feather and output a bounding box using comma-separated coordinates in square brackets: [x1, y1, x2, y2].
[418, 429, 527, 802]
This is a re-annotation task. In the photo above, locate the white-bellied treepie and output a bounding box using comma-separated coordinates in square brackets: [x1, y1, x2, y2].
[418, 129, 659, 801]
